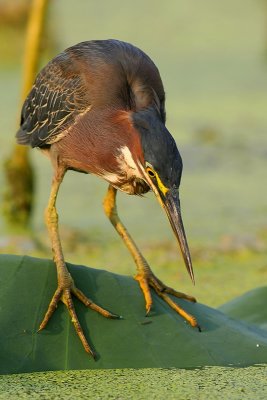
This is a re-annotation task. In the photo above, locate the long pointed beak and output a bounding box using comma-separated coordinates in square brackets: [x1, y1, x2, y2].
[139, 163, 194, 284]
[155, 186, 194, 284]
[163, 188, 194, 283]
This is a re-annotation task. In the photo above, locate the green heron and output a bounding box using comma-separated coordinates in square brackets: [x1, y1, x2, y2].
[16, 39, 199, 357]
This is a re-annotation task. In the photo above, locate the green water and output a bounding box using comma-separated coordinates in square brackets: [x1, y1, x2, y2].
[0, 367, 267, 399]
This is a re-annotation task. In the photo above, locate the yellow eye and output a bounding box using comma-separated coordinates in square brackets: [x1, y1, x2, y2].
[146, 168, 156, 178]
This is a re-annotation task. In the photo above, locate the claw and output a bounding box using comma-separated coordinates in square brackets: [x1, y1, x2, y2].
[134, 274, 152, 315]
[136, 272, 198, 329]
[38, 283, 120, 356]
[145, 306, 151, 317]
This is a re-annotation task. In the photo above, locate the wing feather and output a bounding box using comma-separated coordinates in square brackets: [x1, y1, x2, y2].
[16, 57, 91, 148]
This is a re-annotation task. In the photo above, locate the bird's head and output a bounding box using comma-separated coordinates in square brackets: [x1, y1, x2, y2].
[130, 107, 194, 283]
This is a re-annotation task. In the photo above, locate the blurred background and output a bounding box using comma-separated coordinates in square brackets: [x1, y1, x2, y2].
[0, 0, 267, 306]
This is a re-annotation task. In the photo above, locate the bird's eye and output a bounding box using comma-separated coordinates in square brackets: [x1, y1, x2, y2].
[146, 168, 156, 178]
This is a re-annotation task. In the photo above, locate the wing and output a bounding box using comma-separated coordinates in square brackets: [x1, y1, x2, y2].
[16, 56, 91, 148]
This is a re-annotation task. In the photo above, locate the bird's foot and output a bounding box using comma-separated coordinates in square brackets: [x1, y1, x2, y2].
[134, 271, 200, 330]
[38, 274, 120, 358]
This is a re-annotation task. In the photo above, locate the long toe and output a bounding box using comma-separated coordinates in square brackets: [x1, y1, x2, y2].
[73, 287, 122, 319]
[135, 272, 199, 329]
[38, 282, 121, 356]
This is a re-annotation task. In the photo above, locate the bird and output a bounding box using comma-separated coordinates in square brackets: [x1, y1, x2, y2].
[16, 39, 199, 357]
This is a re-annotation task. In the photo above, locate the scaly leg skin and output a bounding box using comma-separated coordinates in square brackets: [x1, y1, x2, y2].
[103, 184, 200, 330]
[39, 166, 120, 358]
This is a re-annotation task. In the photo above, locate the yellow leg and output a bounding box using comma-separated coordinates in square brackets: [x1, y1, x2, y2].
[39, 167, 120, 357]
[103, 185, 199, 329]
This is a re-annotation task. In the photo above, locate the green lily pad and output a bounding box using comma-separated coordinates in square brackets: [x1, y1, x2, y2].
[1, 254, 267, 374]
[219, 287, 267, 330]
